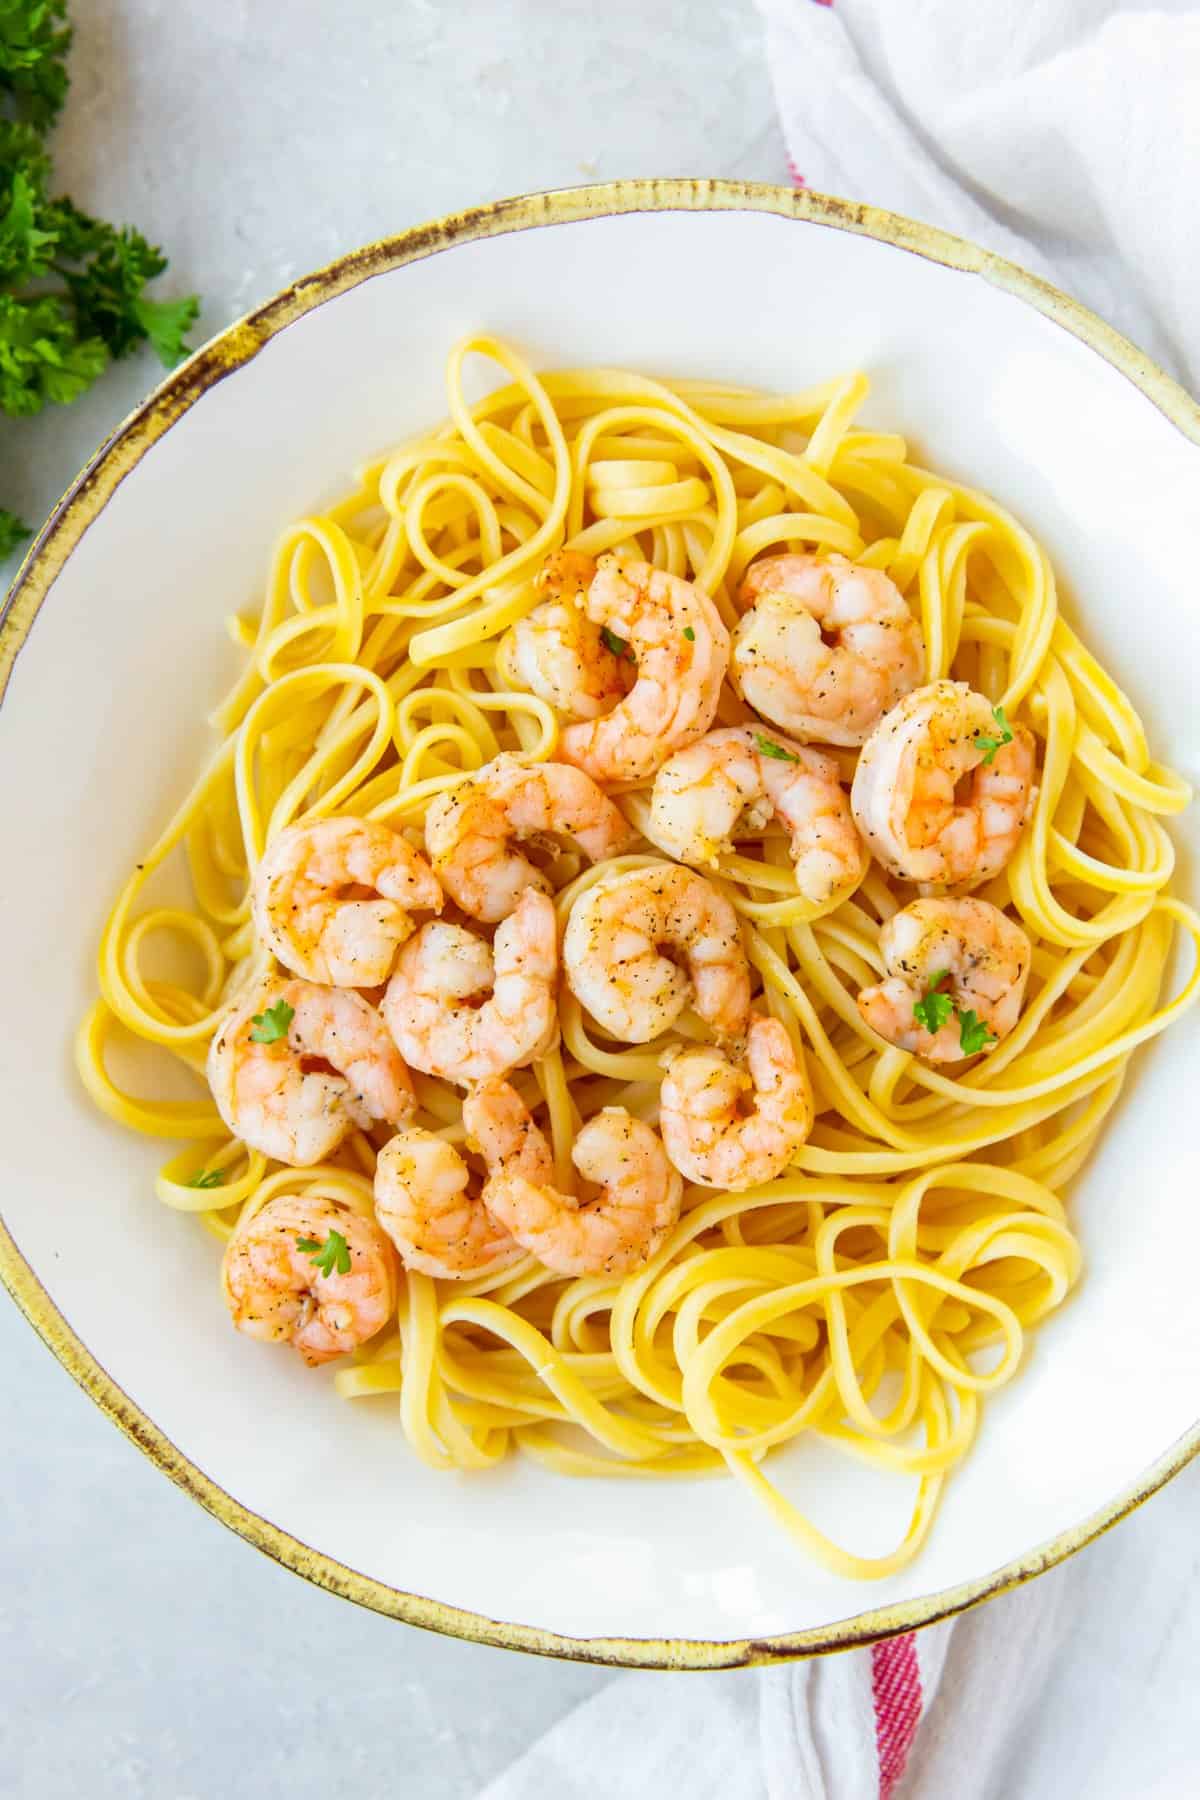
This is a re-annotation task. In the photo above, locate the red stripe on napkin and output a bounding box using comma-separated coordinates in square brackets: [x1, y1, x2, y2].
[871, 1632, 922, 1798]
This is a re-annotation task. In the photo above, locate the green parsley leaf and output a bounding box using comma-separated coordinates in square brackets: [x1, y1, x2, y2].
[296, 1229, 352, 1278]
[133, 291, 200, 367]
[755, 733, 800, 763]
[186, 1168, 225, 1191]
[0, 291, 107, 415]
[0, 0, 73, 130]
[974, 703, 1014, 766]
[0, 121, 49, 196]
[913, 971, 955, 1035]
[600, 625, 634, 660]
[682, 625, 695, 641]
[0, 165, 55, 280]
[249, 998, 295, 1044]
[0, 506, 30, 557]
[61, 221, 166, 357]
[956, 1008, 997, 1057]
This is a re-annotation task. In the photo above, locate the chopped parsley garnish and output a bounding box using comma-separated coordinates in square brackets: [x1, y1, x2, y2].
[755, 734, 800, 763]
[911, 973, 998, 1055]
[600, 625, 634, 660]
[249, 998, 294, 1044]
[974, 704, 1014, 765]
[296, 1229, 352, 1278]
[956, 1008, 998, 1057]
[186, 1168, 225, 1190]
[682, 625, 695, 641]
[912, 970, 954, 1035]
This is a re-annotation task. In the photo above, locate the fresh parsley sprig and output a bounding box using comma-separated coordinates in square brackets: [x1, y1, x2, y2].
[912, 972, 997, 1055]
[956, 1008, 997, 1057]
[0, 2, 71, 128]
[974, 704, 1014, 765]
[912, 970, 954, 1034]
[249, 998, 295, 1044]
[1, 2, 200, 539]
[296, 1229, 352, 1278]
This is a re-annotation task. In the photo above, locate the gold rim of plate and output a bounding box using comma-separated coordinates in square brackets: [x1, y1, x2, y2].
[2, 179, 1198, 1669]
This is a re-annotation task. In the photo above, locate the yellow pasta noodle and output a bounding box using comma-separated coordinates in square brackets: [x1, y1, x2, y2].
[76, 334, 1199, 1579]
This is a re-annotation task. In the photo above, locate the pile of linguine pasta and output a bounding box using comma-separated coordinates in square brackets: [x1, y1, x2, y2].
[77, 335, 1199, 1579]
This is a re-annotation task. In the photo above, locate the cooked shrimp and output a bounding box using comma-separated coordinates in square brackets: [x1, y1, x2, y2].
[562, 863, 750, 1043]
[252, 817, 442, 986]
[857, 895, 1032, 1062]
[208, 977, 414, 1165]
[382, 888, 559, 1085]
[467, 1079, 682, 1277]
[374, 1127, 527, 1280]
[222, 1193, 397, 1364]
[733, 553, 924, 747]
[851, 680, 1037, 886]
[549, 552, 730, 782]
[498, 550, 634, 719]
[424, 752, 634, 924]
[648, 725, 867, 907]
[660, 1013, 813, 1190]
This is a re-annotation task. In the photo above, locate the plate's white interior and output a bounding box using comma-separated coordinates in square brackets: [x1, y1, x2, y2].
[2, 206, 1198, 1647]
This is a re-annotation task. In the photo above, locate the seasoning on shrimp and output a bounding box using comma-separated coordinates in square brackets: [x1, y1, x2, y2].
[424, 752, 634, 924]
[382, 888, 559, 1086]
[252, 816, 442, 986]
[660, 1013, 813, 1189]
[208, 976, 414, 1165]
[648, 724, 867, 907]
[221, 1195, 398, 1364]
[733, 552, 924, 747]
[467, 1078, 682, 1277]
[562, 862, 751, 1044]
[851, 679, 1037, 887]
[857, 896, 1032, 1063]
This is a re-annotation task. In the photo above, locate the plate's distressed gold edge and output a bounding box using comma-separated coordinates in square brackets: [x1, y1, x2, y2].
[2, 179, 1198, 1669]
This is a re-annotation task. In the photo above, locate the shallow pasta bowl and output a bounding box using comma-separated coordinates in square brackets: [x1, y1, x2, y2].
[2, 180, 1199, 1667]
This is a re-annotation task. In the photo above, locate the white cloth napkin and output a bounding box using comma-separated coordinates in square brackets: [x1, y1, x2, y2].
[760, 0, 1200, 394]
[482, 1456, 1200, 1800]
[481, 1623, 957, 1800]
[484, 6, 1200, 1795]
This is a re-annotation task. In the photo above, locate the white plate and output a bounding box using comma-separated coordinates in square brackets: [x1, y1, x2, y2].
[2, 182, 1198, 1667]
